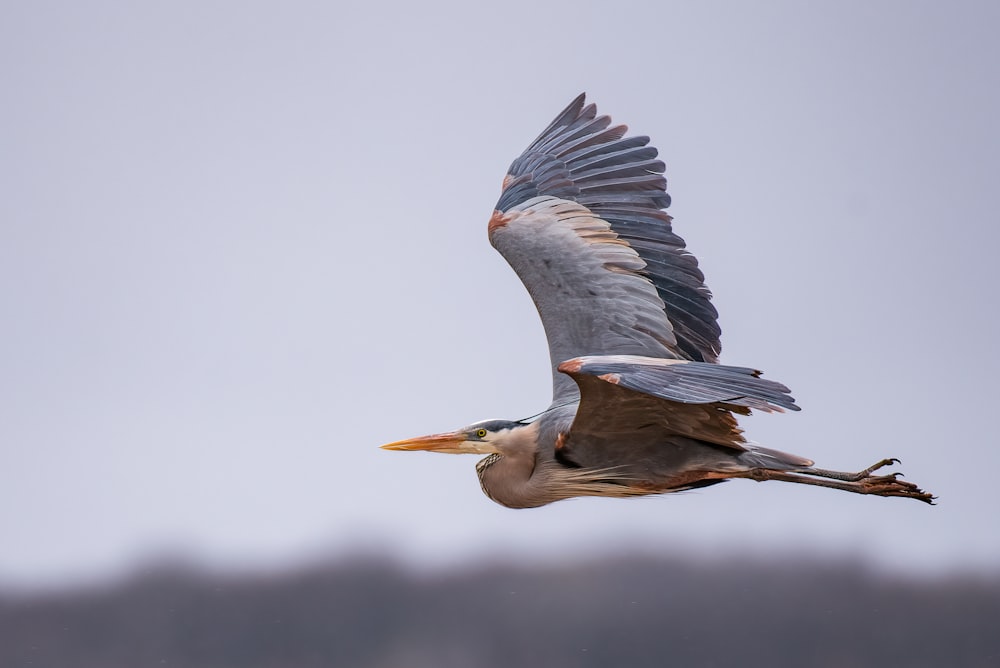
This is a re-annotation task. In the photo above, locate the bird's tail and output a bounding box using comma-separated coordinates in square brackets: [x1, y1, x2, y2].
[738, 443, 814, 471]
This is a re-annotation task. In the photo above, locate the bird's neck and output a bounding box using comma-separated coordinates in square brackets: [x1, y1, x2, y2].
[475, 422, 548, 509]
[477, 453, 544, 509]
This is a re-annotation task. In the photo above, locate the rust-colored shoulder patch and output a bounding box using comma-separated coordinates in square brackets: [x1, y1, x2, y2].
[554, 432, 567, 451]
[598, 372, 622, 384]
[488, 209, 511, 235]
[557, 358, 584, 373]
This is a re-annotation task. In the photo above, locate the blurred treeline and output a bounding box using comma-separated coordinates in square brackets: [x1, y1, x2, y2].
[1, 555, 997, 667]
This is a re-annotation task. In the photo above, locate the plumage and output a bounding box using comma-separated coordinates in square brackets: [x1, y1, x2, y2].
[382, 94, 934, 508]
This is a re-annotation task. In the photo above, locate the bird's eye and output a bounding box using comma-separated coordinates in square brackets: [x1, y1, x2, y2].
[475, 428, 488, 438]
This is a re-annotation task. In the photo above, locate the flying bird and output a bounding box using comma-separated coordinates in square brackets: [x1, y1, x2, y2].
[382, 94, 933, 508]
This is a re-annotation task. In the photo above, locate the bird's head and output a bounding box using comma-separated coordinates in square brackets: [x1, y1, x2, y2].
[380, 419, 528, 455]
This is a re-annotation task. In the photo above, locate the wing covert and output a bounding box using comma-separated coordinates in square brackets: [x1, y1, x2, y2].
[490, 197, 678, 402]
[558, 354, 798, 450]
[550, 354, 812, 474]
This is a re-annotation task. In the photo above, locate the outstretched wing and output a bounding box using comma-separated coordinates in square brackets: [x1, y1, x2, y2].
[489, 94, 720, 404]
[555, 355, 810, 472]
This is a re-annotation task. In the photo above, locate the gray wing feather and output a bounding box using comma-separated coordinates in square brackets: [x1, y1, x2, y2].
[559, 355, 799, 413]
[557, 355, 798, 452]
[490, 198, 678, 403]
[493, 94, 720, 367]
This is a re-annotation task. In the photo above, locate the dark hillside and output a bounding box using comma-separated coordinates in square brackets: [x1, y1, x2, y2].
[2, 556, 997, 667]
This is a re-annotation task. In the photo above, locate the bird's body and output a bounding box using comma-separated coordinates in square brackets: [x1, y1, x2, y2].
[383, 95, 933, 507]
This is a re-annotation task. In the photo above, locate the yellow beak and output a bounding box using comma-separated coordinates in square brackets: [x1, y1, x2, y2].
[380, 431, 467, 453]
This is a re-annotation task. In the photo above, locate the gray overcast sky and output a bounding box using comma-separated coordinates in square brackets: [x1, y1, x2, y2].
[2, 0, 998, 587]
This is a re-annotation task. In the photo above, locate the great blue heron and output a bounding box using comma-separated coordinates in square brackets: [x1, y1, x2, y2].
[382, 94, 933, 508]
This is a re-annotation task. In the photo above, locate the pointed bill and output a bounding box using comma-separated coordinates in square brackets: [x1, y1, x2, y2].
[380, 431, 467, 452]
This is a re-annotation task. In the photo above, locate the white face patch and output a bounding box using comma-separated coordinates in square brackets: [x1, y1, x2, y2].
[466, 418, 504, 429]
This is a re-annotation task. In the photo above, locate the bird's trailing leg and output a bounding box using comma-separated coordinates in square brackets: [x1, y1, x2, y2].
[742, 458, 935, 504]
[806, 457, 902, 482]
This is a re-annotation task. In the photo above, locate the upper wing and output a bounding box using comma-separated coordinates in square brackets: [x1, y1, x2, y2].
[489, 94, 721, 404]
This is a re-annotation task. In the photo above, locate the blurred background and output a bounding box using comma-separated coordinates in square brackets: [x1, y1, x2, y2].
[2, 0, 998, 664]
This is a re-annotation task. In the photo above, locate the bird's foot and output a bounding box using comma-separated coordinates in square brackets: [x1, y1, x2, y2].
[855, 471, 935, 503]
[805, 457, 900, 482]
